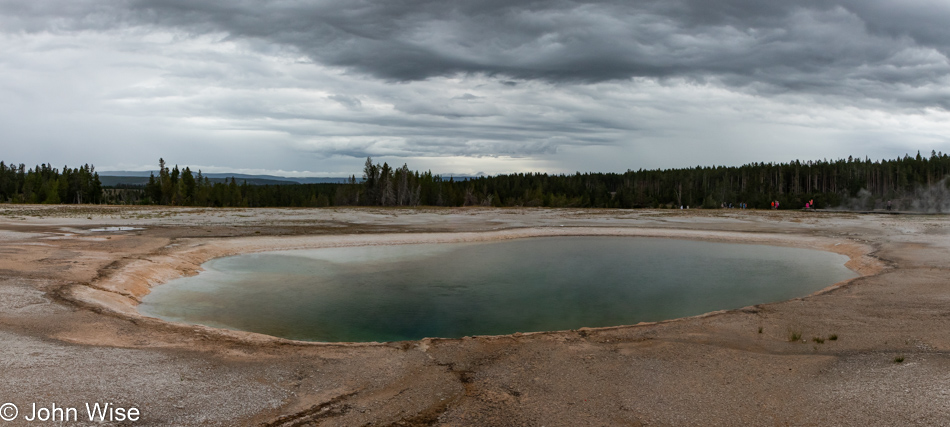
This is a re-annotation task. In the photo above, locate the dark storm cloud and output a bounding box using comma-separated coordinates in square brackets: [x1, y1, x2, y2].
[4, 0, 945, 108]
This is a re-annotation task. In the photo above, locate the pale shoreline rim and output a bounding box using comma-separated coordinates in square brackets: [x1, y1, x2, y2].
[65, 226, 884, 347]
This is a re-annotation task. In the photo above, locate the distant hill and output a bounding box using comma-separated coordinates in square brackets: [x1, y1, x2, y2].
[98, 176, 301, 187]
[98, 171, 353, 187]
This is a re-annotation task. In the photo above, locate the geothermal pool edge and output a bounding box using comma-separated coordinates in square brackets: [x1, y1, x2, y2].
[70, 226, 882, 346]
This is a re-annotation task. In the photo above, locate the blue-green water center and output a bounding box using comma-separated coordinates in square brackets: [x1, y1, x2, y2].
[139, 236, 856, 342]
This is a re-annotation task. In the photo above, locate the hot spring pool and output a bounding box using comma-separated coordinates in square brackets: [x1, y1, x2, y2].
[138, 236, 856, 342]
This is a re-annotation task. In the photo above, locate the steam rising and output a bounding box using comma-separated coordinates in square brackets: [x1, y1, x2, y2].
[840, 178, 950, 213]
[908, 178, 950, 213]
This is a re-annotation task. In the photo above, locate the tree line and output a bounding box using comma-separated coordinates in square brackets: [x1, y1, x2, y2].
[2, 152, 949, 210]
[0, 161, 103, 204]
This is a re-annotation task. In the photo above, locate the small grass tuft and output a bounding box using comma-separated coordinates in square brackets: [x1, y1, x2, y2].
[812, 337, 825, 344]
[828, 334, 838, 341]
[893, 355, 905, 364]
[788, 331, 802, 342]
[758, 327, 763, 334]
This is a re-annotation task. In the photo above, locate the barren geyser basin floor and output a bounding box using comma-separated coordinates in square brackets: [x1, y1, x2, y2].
[4, 205, 950, 425]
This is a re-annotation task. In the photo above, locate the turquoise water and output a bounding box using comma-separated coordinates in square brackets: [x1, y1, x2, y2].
[139, 236, 856, 342]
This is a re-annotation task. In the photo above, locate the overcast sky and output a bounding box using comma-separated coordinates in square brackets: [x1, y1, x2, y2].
[1, 0, 949, 176]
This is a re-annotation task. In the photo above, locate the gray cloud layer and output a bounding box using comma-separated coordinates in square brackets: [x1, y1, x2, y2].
[1, 1, 948, 174]
[4, 0, 947, 107]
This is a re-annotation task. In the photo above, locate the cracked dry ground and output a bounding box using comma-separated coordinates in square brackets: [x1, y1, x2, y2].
[2, 206, 950, 425]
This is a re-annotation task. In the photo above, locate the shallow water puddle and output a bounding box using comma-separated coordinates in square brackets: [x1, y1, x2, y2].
[88, 227, 143, 232]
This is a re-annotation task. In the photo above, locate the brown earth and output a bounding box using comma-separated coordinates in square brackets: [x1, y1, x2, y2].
[1, 205, 948, 426]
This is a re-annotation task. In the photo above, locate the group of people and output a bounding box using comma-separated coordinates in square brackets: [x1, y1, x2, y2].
[676, 200, 823, 210]
[720, 202, 748, 209]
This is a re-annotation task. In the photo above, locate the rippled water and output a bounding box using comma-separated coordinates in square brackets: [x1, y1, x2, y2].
[139, 236, 855, 342]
